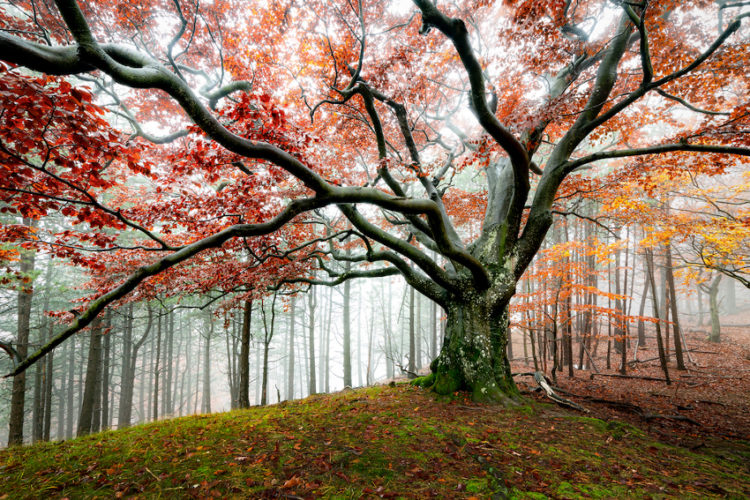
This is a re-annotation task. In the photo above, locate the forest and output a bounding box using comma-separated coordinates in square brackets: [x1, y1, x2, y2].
[0, 0, 749, 497]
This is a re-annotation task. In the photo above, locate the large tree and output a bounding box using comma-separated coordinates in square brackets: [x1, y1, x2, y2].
[1, 0, 748, 404]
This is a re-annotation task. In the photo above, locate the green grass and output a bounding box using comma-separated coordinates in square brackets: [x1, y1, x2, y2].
[0, 384, 748, 499]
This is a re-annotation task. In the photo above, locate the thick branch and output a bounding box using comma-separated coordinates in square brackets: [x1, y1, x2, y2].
[3, 196, 326, 377]
[563, 143, 750, 173]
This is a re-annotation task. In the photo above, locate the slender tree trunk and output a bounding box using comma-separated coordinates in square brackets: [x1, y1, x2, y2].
[324, 292, 331, 393]
[343, 259, 352, 388]
[645, 248, 671, 384]
[77, 316, 103, 437]
[202, 310, 213, 413]
[286, 297, 295, 400]
[194, 332, 201, 413]
[225, 319, 235, 409]
[42, 322, 53, 441]
[33, 257, 54, 443]
[65, 336, 75, 439]
[384, 284, 394, 379]
[308, 287, 317, 395]
[32, 356, 43, 443]
[708, 274, 723, 343]
[356, 282, 363, 387]
[260, 294, 277, 406]
[323, 287, 332, 393]
[173, 312, 183, 415]
[8, 228, 36, 446]
[408, 285, 416, 376]
[118, 303, 133, 427]
[637, 273, 649, 346]
[120, 305, 151, 428]
[101, 314, 111, 431]
[665, 245, 685, 369]
[152, 312, 162, 421]
[57, 339, 68, 440]
[431, 299, 438, 361]
[416, 288, 422, 370]
[367, 296, 375, 386]
[164, 311, 174, 416]
[239, 299, 252, 408]
[184, 315, 193, 416]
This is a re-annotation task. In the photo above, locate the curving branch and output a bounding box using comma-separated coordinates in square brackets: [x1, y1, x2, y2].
[581, 12, 748, 137]
[3, 195, 325, 378]
[563, 143, 750, 173]
[655, 89, 730, 116]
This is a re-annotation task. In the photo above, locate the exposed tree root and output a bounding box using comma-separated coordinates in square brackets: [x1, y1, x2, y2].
[513, 371, 589, 413]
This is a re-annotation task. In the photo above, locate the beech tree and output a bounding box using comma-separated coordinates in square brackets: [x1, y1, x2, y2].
[1, 0, 749, 404]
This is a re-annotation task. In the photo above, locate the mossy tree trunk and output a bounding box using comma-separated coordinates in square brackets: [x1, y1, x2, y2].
[417, 294, 519, 405]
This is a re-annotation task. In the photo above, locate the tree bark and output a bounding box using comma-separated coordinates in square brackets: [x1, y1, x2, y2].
[415, 296, 519, 405]
[8, 227, 36, 446]
[645, 248, 671, 384]
[708, 273, 723, 343]
[119, 304, 151, 428]
[202, 310, 213, 413]
[408, 285, 416, 376]
[665, 245, 685, 369]
[239, 299, 252, 408]
[77, 316, 103, 437]
[343, 259, 352, 388]
[100, 313, 111, 430]
[286, 297, 295, 400]
[152, 311, 162, 421]
[308, 287, 316, 395]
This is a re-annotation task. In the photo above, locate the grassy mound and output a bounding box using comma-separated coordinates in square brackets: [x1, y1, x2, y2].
[0, 384, 748, 498]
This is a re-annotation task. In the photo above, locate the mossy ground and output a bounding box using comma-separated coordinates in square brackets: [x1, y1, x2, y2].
[0, 384, 748, 499]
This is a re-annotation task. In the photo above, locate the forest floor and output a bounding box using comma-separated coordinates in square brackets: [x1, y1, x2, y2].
[511, 317, 750, 449]
[0, 378, 749, 498]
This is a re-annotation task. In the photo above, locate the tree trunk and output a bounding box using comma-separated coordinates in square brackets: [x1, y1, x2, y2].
[308, 287, 316, 395]
[416, 288, 422, 370]
[323, 287, 331, 393]
[225, 319, 236, 409]
[430, 298, 438, 361]
[152, 311, 162, 421]
[119, 304, 151, 428]
[8, 231, 36, 446]
[57, 339, 68, 440]
[101, 314, 111, 431]
[164, 311, 174, 416]
[259, 294, 277, 406]
[408, 285, 416, 376]
[202, 310, 213, 413]
[239, 299, 252, 408]
[42, 321, 53, 441]
[77, 316, 103, 437]
[65, 336, 75, 439]
[645, 248, 671, 384]
[286, 297, 295, 400]
[708, 274, 722, 343]
[416, 297, 519, 404]
[343, 260, 352, 388]
[665, 245, 685, 370]
[636, 273, 649, 346]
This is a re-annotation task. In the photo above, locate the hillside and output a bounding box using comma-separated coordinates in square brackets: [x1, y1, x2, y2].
[0, 384, 748, 499]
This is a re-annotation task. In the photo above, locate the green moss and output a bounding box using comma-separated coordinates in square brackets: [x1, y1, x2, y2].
[565, 416, 644, 439]
[411, 373, 435, 388]
[511, 490, 548, 499]
[433, 368, 461, 395]
[466, 477, 488, 493]
[1, 384, 748, 499]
